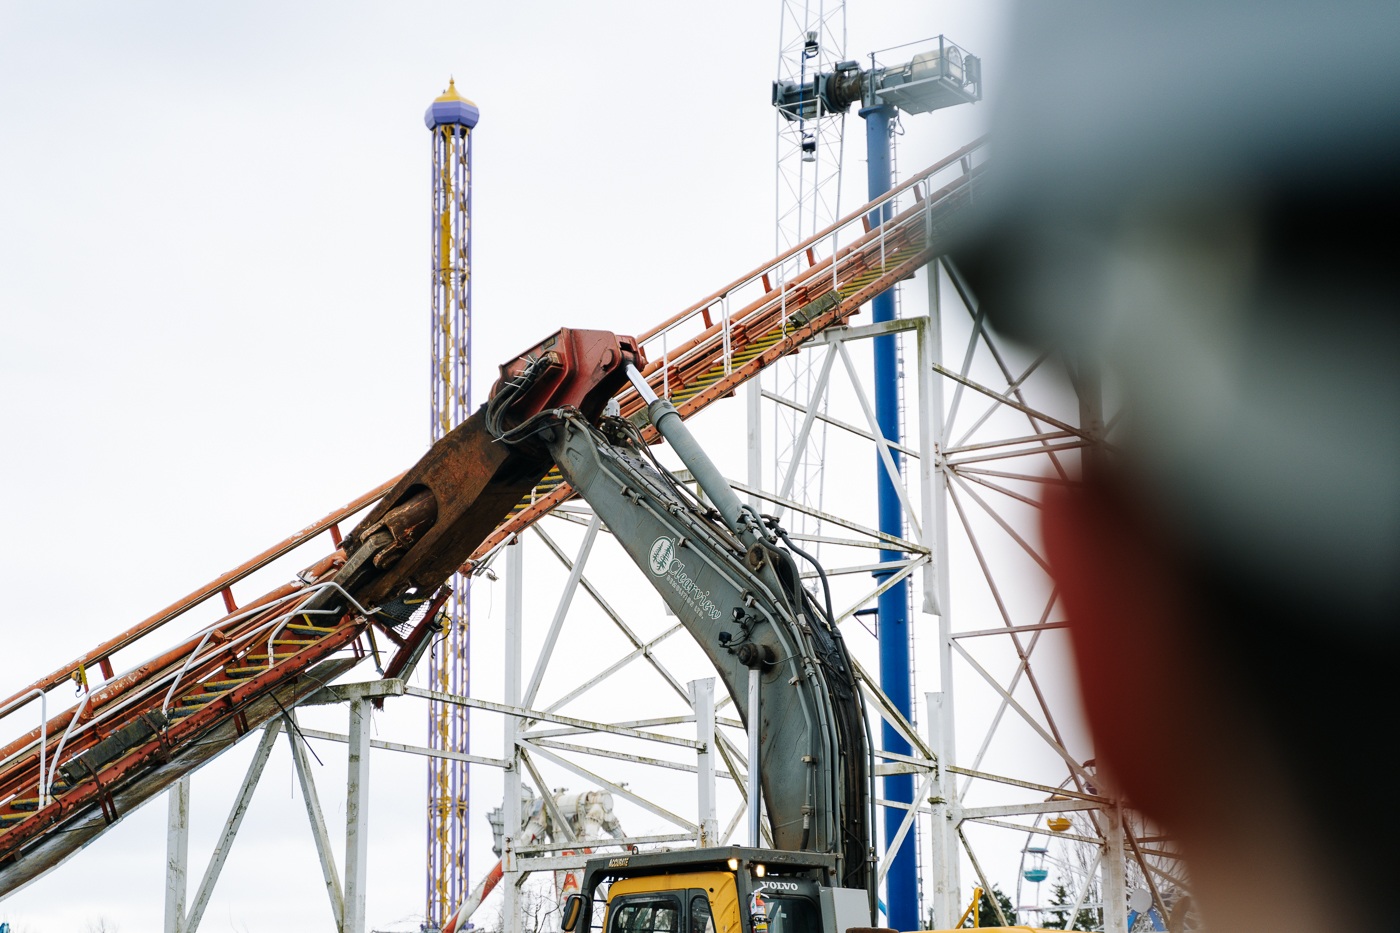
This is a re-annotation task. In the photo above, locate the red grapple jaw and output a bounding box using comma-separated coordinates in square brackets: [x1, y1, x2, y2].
[490, 328, 645, 422]
[340, 328, 643, 610]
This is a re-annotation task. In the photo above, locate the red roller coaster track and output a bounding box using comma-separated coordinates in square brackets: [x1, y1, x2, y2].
[0, 140, 985, 895]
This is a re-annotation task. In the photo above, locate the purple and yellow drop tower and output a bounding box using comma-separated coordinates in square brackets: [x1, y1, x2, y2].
[425, 78, 479, 931]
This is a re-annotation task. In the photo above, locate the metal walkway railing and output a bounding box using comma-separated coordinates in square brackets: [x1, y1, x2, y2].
[479, 137, 987, 560]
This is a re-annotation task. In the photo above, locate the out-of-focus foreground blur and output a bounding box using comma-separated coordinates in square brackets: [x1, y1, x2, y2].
[954, 3, 1399, 930]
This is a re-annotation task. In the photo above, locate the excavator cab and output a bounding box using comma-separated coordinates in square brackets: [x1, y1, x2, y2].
[602, 874, 732, 933]
[564, 848, 869, 933]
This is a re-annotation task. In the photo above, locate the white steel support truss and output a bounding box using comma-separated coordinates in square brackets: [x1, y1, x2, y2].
[147, 177, 1189, 930]
[288, 714, 344, 929]
[160, 721, 285, 933]
[148, 670, 730, 931]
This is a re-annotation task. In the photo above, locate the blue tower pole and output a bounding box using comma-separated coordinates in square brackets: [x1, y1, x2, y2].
[860, 100, 917, 932]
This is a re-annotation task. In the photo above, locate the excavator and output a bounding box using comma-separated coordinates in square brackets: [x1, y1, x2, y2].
[435, 330, 1036, 933]
[464, 334, 1036, 933]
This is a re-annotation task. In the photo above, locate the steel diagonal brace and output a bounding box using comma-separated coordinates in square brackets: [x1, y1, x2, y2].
[530, 524, 693, 712]
[403, 686, 700, 750]
[836, 340, 924, 542]
[876, 767, 940, 883]
[184, 720, 284, 933]
[520, 740, 697, 833]
[773, 345, 839, 519]
[526, 738, 716, 776]
[517, 749, 577, 844]
[727, 480, 923, 555]
[958, 825, 1012, 928]
[834, 556, 927, 625]
[538, 624, 688, 718]
[286, 715, 344, 929]
[930, 359, 1091, 442]
[949, 638, 1095, 785]
[851, 659, 935, 761]
[522, 515, 602, 710]
[761, 388, 921, 458]
[966, 816, 1101, 846]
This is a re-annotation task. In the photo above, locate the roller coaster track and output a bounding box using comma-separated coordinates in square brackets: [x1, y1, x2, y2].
[0, 138, 986, 895]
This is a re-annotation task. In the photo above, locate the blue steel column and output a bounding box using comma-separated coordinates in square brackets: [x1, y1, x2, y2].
[860, 100, 917, 932]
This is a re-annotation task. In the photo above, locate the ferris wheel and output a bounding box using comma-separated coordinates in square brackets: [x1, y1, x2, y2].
[1012, 770, 1198, 932]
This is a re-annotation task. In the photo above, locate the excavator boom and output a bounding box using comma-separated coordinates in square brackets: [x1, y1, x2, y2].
[521, 369, 871, 894]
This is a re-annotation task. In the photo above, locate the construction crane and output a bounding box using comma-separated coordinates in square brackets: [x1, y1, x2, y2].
[774, 36, 983, 929]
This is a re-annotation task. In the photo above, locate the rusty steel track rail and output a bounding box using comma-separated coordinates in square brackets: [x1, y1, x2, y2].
[0, 479, 396, 718]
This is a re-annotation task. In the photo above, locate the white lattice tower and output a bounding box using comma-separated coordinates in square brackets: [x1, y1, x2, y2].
[766, 0, 847, 542]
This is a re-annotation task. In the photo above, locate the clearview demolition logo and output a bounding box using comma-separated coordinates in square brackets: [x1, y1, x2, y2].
[648, 536, 722, 620]
[648, 536, 675, 575]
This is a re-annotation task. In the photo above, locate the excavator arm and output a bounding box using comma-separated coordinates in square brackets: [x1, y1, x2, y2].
[518, 367, 871, 892]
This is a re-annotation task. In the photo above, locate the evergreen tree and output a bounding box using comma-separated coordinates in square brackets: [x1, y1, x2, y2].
[1038, 878, 1103, 931]
[1042, 882, 1072, 930]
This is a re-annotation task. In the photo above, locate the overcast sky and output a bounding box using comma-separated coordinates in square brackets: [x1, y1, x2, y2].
[0, 3, 1015, 929]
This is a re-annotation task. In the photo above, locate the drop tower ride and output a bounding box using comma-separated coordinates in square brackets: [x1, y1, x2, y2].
[424, 78, 479, 932]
